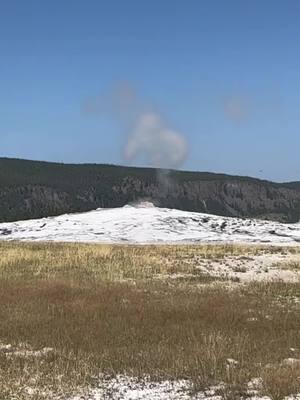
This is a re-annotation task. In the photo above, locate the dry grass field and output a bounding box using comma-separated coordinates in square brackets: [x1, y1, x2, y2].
[0, 242, 299, 399]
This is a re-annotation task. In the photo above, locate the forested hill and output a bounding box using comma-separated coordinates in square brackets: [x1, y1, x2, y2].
[0, 157, 300, 223]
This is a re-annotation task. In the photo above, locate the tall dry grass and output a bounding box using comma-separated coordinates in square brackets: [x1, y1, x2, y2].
[0, 242, 299, 399]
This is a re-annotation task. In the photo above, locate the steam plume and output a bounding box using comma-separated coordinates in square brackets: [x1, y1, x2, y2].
[84, 83, 188, 170]
[124, 112, 187, 169]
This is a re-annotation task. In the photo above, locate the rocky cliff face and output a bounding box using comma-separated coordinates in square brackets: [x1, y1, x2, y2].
[111, 177, 300, 222]
[0, 158, 300, 223]
[1, 177, 300, 223]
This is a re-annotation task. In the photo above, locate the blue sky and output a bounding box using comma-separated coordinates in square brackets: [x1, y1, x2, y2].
[1, 0, 300, 181]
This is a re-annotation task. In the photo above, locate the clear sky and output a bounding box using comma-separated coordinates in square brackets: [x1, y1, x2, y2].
[1, 0, 300, 182]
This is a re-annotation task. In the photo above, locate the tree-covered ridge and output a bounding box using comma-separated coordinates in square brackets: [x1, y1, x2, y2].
[0, 157, 299, 223]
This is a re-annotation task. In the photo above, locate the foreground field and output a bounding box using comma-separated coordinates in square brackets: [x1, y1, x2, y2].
[0, 242, 299, 399]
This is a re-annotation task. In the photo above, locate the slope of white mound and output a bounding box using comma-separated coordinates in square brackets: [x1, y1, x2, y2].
[0, 202, 300, 245]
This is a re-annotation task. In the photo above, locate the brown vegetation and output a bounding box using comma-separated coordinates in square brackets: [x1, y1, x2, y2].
[0, 242, 299, 399]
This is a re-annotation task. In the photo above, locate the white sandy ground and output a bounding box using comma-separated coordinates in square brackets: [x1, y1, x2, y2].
[2, 366, 298, 400]
[1, 342, 287, 400]
[0, 344, 277, 400]
[0, 202, 300, 245]
[67, 374, 300, 400]
[69, 375, 223, 400]
[194, 252, 300, 283]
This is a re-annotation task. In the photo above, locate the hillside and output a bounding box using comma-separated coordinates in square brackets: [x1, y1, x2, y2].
[1, 201, 300, 245]
[0, 157, 300, 223]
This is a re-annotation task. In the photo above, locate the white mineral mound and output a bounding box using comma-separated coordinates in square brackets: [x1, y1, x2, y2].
[0, 202, 300, 245]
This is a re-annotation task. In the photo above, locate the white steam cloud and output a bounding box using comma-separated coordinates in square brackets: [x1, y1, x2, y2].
[124, 112, 188, 169]
[83, 83, 188, 170]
